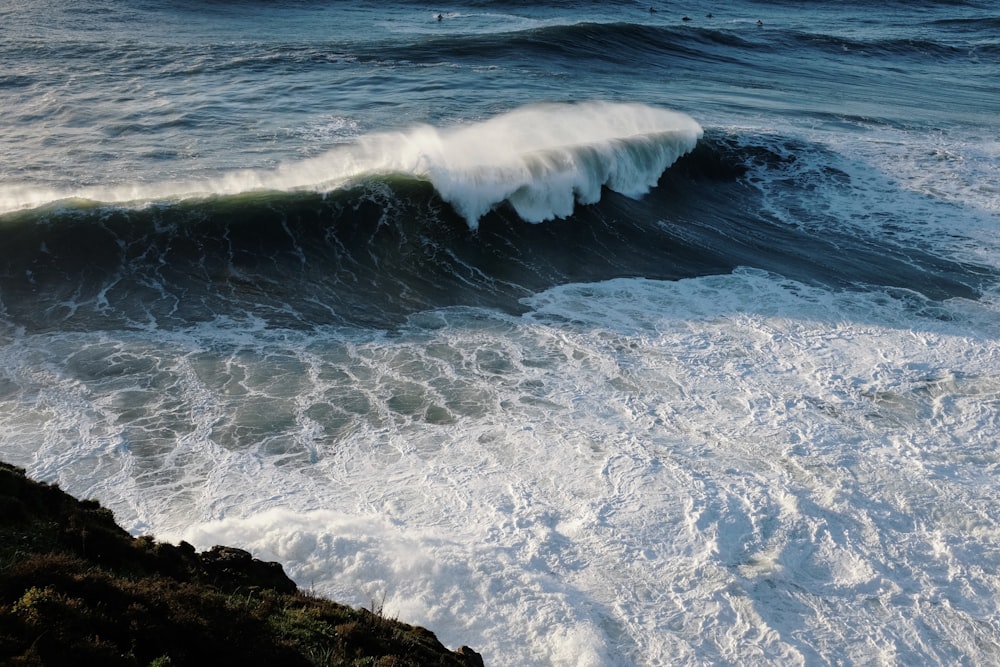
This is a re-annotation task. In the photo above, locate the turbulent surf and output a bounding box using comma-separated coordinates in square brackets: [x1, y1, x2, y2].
[2, 1, 999, 665]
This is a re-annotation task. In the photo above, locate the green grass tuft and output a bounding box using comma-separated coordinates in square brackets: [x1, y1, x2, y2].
[0, 461, 483, 667]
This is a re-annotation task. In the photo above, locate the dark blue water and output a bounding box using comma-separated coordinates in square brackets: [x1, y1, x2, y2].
[2, 1, 999, 664]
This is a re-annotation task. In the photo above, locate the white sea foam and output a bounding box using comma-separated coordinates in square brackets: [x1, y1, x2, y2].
[0, 101, 702, 229]
[5, 269, 999, 665]
[720, 117, 1000, 269]
[4, 1, 998, 663]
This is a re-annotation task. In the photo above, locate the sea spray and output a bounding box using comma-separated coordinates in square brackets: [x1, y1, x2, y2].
[384, 101, 702, 227]
[274, 101, 701, 228]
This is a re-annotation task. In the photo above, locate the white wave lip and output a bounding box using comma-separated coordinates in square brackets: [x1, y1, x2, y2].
[0, 102, 702, 228]
[378, 101, 704, 227]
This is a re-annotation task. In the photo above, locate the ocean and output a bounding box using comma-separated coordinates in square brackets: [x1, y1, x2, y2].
[2, 0, 999, 664]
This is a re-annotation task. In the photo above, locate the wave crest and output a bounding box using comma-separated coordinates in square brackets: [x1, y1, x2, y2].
[396, 102, 702, 227]
[0, 102, 701, 229]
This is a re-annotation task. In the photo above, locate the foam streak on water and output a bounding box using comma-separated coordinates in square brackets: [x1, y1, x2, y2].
[3, 270, 999, 665]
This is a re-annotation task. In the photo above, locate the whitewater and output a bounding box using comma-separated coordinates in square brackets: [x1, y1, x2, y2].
[2, 0, 999, 665]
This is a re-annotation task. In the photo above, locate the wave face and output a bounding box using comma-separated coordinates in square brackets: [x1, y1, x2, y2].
[2, 1, 1000, 665]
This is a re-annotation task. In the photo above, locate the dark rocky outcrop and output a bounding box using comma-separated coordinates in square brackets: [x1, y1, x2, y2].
[0, 461, 483, 666]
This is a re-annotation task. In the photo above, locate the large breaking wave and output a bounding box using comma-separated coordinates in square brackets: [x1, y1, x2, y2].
[0, 129, 985, 336]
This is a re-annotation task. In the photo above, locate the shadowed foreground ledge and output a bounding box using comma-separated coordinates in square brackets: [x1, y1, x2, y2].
[0, 461, 484, 667]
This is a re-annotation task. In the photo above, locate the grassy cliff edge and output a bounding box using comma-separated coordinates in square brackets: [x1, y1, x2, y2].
[0, 461, 483, 667]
